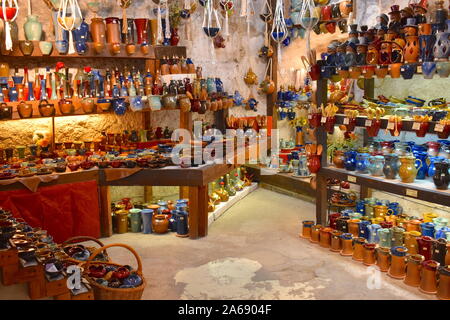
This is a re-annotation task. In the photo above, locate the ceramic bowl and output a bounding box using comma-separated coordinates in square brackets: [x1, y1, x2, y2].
[39, 41, 53, 55]
[97, 98, 112, 111]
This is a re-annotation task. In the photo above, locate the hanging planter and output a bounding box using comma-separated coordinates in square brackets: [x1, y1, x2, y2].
[57, 0, 83, 54]
[271, 0, 288, 64]
[202, 0, 221, 63]
[0, 0, 19, 51]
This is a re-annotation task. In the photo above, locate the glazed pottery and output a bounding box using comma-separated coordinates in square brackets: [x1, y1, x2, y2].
[378, 228, 393, 248]
[310, 225, 321, 243]
[97, 98, 112, 111]
[404, 36, 420, 63]
[432, 238, 447, 265]
[330, 230, 343, 252]
[359, 221, 371, 240]
[105, 17, 121, 44]
[333, 150, 345, 168]
[436, 61, 450, 77]
[367, 224, 381, 244]
[112, 98, 128, 115]
[17, 101, 33, 118]
[399, 155, 422, 183]
[420, 260, 439, 294]
[368, 156, 385, 176]
[24, 15, 42, 41]
[336, 216, 350, 233]
[319, 227, 333, 248]
[300, 221, 314, 239]
[433, 22, 450, 60]
[352, 237, 366, 261]
[307, 155, 321, 174]
[344, 150, 357, 171]
[404, 254, 425, 287]
[347, 219, 360, 237]
[433, 161, 450, 190]
[39, 41, 52, 55]
[388, 246, 408, 279]
[437, 266, 450, 300]
[141, 209, 153, 234]
[81, 98, 95, 114]
[392, 227, 405, 247]
[421, 222, 435, 237]
[175, 210, 189, 237]
[55, 40, 68, 54]
[19, 40, 34, 56]
[153, 214, 169, 234]
[58, 99, 74, 115]
[363, 243, 377, 266]
[401, 63, 417, 80]
[389, 63, 402, 78]
[376, 247, 391, 272]
[406, 219, 422, 233]
[419, 35, 436, 62]
[374, 205, 391, 219]
[383, 154, 399, 179]
[404, 231, 421, 254]
[355, 153, 370, 173]
[414, 151, 428, 180]
[340, 233, 353, 256]
[418, 236, 434, 260]
[134, 18, 149, 44]
[90, 17, 106, 44]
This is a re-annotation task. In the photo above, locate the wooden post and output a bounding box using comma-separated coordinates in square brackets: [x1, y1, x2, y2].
[316, 172, 328, 225]
[179, 186, 189, 199]
[99, 185, 112, 237]
[188, 185, 209, 239]
[316, 79, 328, 166]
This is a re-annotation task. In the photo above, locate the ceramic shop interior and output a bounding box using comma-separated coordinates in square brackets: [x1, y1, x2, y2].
[0, 0, 449, 301]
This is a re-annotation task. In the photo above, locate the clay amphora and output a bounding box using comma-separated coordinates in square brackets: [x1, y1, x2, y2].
[419, 260, 439, 294]
[376, 247, 391, 272]
[388, 246, 408, 279]
[352, 237, 366, 261]
[404, 254, 425, 287]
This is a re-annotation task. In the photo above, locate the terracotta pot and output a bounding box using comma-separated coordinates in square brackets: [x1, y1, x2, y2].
[352, 237, 366, 261]
[404, 254, 424, 287]
[389, 63, 402, 78]
[404, 36, 420, 63]
[349, 66, 361, 79]
[375, 66, 389, 78]
[105, 17, 121, 44]
[388, 246, 408, 279]
[59, 99, 74, 115]
[300, 221, 314, 239]
[333, 150, 345, 169]
[404, 231, 421, 254]
[340, 233, 353, 256]
[126, 43, 136, 55]
[90, 18, 106, 44]
[310, 224, 321, 243]
[17, 101, 33, 118]
[109, 43, 121, 55]
[348, 219, 360, 237]
[363, 243, 376, 266]
[152, 214, 169, 234]
[420, 260, 439, 294]
[81, 98, 95, 114]
[376, 247, 391, 272]
[319, 227, 333, 248]
[437, 266, 450, 300]
[330, 230, 343, 252]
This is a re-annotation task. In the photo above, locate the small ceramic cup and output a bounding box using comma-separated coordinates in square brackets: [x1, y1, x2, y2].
[39, 41, 53, 55]
[436, 61, 450, 78]
[422, 61, 437, 79]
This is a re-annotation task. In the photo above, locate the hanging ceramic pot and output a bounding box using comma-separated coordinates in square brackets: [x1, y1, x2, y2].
[404, 254, 424, 287]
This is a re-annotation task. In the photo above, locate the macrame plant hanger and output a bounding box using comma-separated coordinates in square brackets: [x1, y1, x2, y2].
[164, 0, 171, 41]
[156, 1, 164, 44]
[221, 0, 233, 39]
[57, 0, 82, 54]
[260, 0, 272, 49]
[202, 0, 221, 64]
[299, 0, 318, 54]
[1, 0, 19, 51]
[271, 0, 287, 65]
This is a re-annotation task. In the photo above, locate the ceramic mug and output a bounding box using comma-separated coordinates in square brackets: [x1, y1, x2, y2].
[39, 41, 53, 55]
[400, 63, 417, 80]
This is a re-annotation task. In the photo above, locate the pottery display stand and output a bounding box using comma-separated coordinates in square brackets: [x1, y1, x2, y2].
[314, 78, 450, 225]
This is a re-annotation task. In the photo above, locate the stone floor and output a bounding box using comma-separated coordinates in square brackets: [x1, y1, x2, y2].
[0, 188, 434, 300]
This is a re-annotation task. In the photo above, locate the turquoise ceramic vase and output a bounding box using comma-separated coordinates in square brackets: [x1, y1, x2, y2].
[24, 15, 43, 41]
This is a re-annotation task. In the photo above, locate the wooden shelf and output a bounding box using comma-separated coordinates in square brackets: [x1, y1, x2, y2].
[320, 166, 450, 206]
[0, 41, 186, 60]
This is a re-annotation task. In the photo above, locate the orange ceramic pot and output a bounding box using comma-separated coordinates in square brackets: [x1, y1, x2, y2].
[437, 266, 450, 300]
[406, 219, 422, 232]
[349, 67, 361, 79]
[404, 254, 424, 287]
[352, 237, 366, 261]
[340, 233, 354, 256]
[404, 35, 419, 63]
[330, 230, 343, 252]
[389, 63, 402, 78]
[348, 219, 361, 237]
[388, 246, 408, 279]
[362, 65, 375, 79]
[376, 247, 391, 272]
[404, 231, 421, 254]
[363, 243, 376, 266]
[319, 227, 333, 248]
[419, 260, 439, 294]
[152, 214, 169, 234]
[375, 66, 389, 78]
[418, 23, 432, 36]
[310, 224, 321, 243]
[300, 221, 315, 239]
[339, 0, 352, 17]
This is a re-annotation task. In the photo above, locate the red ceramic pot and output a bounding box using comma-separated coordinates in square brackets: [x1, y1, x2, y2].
[324, 116, 336, 134]
[322, 6, 332, 21]
[309, 64, 321, 81]
[329, 213, 341, 230]
[67, 163, 80, 172]
[325, 22, 336, 34]
[88, 265, 107, 278]
[307, 155, 321, 174]
[415, 122, 430, 137]
[366, 119, 381, 137]
[112, 266, 130, 280]
[191, 99, 201, 113]
[437, 124, 450, 139]
[134, 18, 149, 44]
[381, 221, 393, 229]
[309, 112, 322, 128]
[417, 236, 434, 261]
[0, 7, 17, 20]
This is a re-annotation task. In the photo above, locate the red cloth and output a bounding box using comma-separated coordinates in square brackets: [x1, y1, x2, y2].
[0, 180, 100, 243]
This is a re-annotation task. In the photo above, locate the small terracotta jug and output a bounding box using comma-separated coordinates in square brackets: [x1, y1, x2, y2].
[352, 237, 366, 261]
[404, 254, 424, 287]
[330, 230, 343, 252]
[300, 221, 314, 239]
[310, 224, 321, 243]
[319, 227, 333, 248]
[419, 260, 439, 294]
[348, 219, 361, 237]
[404, 231, 421, 254]
[437, 266, 450, 300]
[406, 219, 422, 232]
[340, 233, 354, 256]
[363, 243, 376, 266]
[376, 247, 391, 272]
[388, 246, 408, 279]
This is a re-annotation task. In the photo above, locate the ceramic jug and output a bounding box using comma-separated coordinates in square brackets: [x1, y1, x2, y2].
[437, 266, 450, 300]
[399, 155, 422, 183]
[358, 221, 371, 240]
[140, 209, 153, 234]
[330, 230, 343, 252]
[329, 213, 341, 230]
[319, 227, 333, 248]
[367, 224, 381, 244]
[336, 217, 350, 233]
[352, 237, 366, 261]
[432, 238, 447, 265]
[374, 205, 392, 219]
[413, 151, 428, 180]
[418, 236, 434, 260]
[348, 219, 361, 237]
[392, 227, 405, 247]
[404, 231, 421, 254]
[420, 260, 439, 294]
[388, 246, 408, 279]
[378, 228, 393, 248]
[301, 221, 315, 239]
[433, 161, 450, 190]
[404, 254, 424, 287]
[310, 225, 322, 243]
[433, 217, 448, 230]
[129, 208, 142, 233]
[344, 150, 357, 171]
[356, 153, 370, 173]
[340, 233, 354, 256]
[376, 247, 391, 272]
[428, 156, 445, 177]
[383, 154, 399, 179]
[363, 243, 377, 266]
[367, 155, 385, 176]
[421, 222, 435, 238]
[175, 210, 189, 237]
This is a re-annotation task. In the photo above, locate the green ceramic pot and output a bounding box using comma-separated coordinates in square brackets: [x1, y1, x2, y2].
[24, 15, 42, 41]
[39, 41, 53, 55]
[436, 61, 450, 78]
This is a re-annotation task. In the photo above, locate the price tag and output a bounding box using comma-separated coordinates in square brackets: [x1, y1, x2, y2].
[362, 69, 367, 74]
[348, 175, 357, 183]
[406, 189, 418, 198]
[435, 124, 445, 133]
[387, 122, 395, 130]
[365, 120, 372, 127]
[343, 118, 350, 125]
[412, 122, 421, 130]
[308, 114, 312, 120]
[321, 116, 327, 123]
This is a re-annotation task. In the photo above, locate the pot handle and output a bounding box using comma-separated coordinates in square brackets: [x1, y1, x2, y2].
[83, 243, 143, 274]
[415, 158, 423, 170]
[39, 99, 49, 106]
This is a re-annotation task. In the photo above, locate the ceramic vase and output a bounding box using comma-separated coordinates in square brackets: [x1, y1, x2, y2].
[433, 161, 450, 190]
[419, 35, 436, 62]
[134, 18, 149, 45]
[433, 20, 450, 60]
[141, 209, 153, 234]
[24, 15, 42, 41]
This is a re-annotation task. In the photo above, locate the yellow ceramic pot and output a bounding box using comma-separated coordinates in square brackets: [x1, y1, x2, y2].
[399, 156, 422, 183]
[373, 205, 392, 219]
[423, 213, 438, 223]
[404, 231, 422, 255]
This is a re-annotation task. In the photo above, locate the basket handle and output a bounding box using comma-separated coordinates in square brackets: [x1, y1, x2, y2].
[85, 243, 142, 274]
[62, 236, 106, 247]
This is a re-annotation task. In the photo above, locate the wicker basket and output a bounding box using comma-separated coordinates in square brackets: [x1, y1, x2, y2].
[81, 243, 146, 300]
[61, 236, 110, 264]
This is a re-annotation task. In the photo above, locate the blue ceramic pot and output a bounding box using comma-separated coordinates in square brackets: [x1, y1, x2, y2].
[413, 151, 428, 179]
[75, 41, 87, 55]
[435, 226, 450, 240]
[112, 98, 128, 115]
[359, 221, 371, 240]
[428, 156, 445, 177]
[55, 40, 68, 55]
[344, 151, 357, 171]
[422, 61, 436, 79]
[421, 222, 435, 237]
[400, 63, 417, 80]
[419, 35, 436, 62]
[356, 153, 370, 173]
[356, 200, 366, 215]
[176, 210, 189, 236]
[130, 96, 143, 111]
[141, 209, 153, 234]
[387, 202, 403, 216]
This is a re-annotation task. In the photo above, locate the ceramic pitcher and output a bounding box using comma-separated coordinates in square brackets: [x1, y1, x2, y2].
[367, 224, 381, 244]
[378, 228, 393, 248]
[383, 154, 399, 179]
[433, 161, 450, 190]
[368, 155, 385, 176]
[413, 151, 428, 180]
[399, 155, 422, 183]
[356, 153, 370, 173]
[421, 222, 435, 237]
